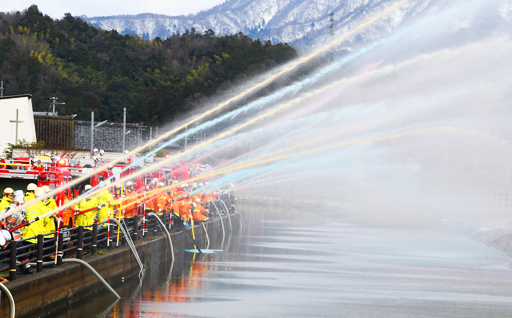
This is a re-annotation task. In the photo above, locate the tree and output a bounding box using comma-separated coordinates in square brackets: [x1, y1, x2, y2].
[0, 7, 297, 127]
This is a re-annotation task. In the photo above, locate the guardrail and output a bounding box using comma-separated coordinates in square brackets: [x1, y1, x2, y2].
[0, 199, 233, 281]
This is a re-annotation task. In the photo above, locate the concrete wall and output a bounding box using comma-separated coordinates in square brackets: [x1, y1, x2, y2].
[0, 215, 238, 318]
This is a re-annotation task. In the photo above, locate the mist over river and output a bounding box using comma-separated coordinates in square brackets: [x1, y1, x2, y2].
[48, 203, 512, 318]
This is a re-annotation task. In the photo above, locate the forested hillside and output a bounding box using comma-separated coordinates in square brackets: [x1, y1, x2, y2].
[0, 6, 297, 125]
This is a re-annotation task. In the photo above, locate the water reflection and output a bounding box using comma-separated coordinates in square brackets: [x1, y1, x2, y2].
[50, 204, 512, 318]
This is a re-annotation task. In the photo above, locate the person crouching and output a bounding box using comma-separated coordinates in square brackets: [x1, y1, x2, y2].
[192, 197, 209, 222]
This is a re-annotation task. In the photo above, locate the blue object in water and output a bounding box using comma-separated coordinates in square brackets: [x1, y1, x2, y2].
[185, 249, 223, 254]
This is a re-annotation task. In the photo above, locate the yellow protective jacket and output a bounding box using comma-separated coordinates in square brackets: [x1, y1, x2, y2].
[75, 197, 98, 229]
[96, 188, 111, 226]
[45, 197, 58, 210]
[22, 201, 48, 243]
[0, 197, 12, 211]
[24, 192, 35, 203]
[44, 198, 57, 238]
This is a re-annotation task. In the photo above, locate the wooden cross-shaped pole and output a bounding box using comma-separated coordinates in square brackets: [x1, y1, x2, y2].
[10, 109, 24, 144]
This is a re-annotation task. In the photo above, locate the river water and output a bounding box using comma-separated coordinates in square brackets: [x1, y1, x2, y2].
[54, 204, 512, 318]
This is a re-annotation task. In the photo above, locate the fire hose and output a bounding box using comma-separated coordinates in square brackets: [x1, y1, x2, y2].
[8, 205, 105, 234]
[147, 213, 174, 261]
[0, 281, 15, 318]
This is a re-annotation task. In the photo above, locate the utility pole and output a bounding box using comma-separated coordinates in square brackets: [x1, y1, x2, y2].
[184, 127, 188, 150]
[329, 11, 335, 61]
[90, 112, 94, 159]
[194, 121, 202, 142]
[0, 81, 3, 97]
[48, 97, 65, 115]
[149, 126, 153, 152]
[122, 107, 126, 152]
[329, 11, 334, 37]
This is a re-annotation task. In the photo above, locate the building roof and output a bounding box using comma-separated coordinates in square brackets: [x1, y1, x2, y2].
[34, 112, 59, 116]
[0, 94, 32, 100]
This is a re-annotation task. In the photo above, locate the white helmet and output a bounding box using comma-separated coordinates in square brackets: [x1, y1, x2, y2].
[93, 148, 99, 153]
[158, 182, 165, 188]
[3, 187, 13, 195]
[99, 149, 105, 156]
[84, 184, 93, 191]
[27, 183, 38, 191]
[192, 182, 198, 188]
[126, 181, 134, 187]
[199, 183, 204, 187]
[35, 188, 45, 198]
[182, 183, 188, 188]
[42, 185, 50, 193]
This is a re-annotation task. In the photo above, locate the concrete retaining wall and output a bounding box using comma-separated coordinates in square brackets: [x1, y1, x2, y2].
[0, 214, 238, 317]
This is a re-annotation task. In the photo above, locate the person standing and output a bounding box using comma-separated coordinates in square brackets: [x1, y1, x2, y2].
[0, 187, 14, 211]
[75, 185, 98, 229]
[25, 183, 38, 203]
[2, 190, 26, 241]
[96, 182, 111, 226]
[41, 186, 56, 239]
[22, 189, 48, 243]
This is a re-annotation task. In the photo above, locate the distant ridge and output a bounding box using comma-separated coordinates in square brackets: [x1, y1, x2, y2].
[81, 0, 453, 48]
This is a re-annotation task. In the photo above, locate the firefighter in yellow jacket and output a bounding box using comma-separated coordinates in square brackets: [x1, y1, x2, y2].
[0, 187, 14, 211]
[96, 182, 111, 226]
[75, 185, 98, 229]
[22, 188, 49, 244]
[25, 183, 38, 203]
[42, 186, 56, 238]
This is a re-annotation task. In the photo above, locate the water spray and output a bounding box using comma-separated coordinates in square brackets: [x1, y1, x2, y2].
[0, 0, 412, 221]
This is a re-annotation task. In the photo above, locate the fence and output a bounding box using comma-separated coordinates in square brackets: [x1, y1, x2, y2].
[74, 121, 143, 152]
[0, 200, 233, 281]
[33, 116, 144, 152]
[34, 115, 74, 149]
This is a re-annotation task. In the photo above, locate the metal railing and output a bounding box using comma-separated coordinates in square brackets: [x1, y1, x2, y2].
[0, 199, 232, 281]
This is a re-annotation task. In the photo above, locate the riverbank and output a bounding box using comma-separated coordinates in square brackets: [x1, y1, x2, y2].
[0, 213, 239, 318]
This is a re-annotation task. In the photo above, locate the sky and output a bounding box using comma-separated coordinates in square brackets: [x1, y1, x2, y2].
[2, 0, 227, 19]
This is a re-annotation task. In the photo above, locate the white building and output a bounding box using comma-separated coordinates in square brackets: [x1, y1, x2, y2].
[0, 94, 37, 152]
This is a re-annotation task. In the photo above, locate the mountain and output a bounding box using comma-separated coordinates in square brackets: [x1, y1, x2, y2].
[0, 6, 297, 126]
[81, 0, 453, 48]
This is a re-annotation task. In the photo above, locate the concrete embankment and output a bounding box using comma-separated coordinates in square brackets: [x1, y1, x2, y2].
[0, 214, 238, 318]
